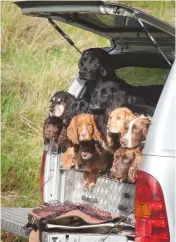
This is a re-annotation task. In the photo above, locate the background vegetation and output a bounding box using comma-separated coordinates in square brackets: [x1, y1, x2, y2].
[1, 1, 175, 208]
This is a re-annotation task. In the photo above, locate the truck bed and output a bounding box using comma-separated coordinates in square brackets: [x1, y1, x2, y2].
[59, 170, 135, 217]
[1, 170, 136, 242]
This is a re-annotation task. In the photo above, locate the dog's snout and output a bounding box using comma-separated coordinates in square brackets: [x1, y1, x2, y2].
[81, 131, 87, 138]
[90, 103, 100, 110]
[110, 167, 116, 174]
[79, 70, 85, 77]
[120, 138, 127, 147]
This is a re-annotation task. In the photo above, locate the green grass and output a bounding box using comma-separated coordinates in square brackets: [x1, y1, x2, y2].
[1, 1, 175, 208]
[1, 1, 109, 207]
[116, 67, 170, 86]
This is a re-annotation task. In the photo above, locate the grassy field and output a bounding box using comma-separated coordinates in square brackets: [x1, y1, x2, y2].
[1, 1, 175, 208]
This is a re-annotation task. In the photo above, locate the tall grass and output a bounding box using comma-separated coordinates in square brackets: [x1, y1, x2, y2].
[1, 1, 175, 207]
[1, 1, 108, 207]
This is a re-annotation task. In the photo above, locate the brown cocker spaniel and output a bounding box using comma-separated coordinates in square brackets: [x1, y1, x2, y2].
[67, 114, 106, 170]
[110, 147, 142, 183]
[67, 114, 104, 145]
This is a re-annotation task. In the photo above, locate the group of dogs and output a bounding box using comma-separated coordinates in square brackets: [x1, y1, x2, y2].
[43, 48, 162, 190]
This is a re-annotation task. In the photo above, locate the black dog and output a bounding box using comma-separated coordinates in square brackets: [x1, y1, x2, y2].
[79, 48, 116, 82]
[78, 48, 117, 99]
[64, 98, 91, 126]
[49, 91, 76, 119]
[78, 48, 163, 106]
[90, 81, 154, 144]
[90, 81, 146, 113]
[90, 81, 126, 113]
[125, 104, 155, 117]
[43, 91, 75, 145]
[89, 81, 126, 143]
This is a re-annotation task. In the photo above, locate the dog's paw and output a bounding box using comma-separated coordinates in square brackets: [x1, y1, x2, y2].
[88, 183, 96, 191]
[128, 177, 136, 183]
[75, 164, 79, 170]
[119, 178, 126, 183]
[83, 181, 89, 188]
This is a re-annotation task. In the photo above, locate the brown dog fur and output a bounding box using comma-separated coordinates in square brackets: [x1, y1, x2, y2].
[106, 107, 134, 150]
[110, 147, 142, 183]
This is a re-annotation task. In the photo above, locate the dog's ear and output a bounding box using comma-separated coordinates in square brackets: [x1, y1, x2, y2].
[143, 118, 151, 137]
[78, 50, 86, 69]
[120, 110, 134, 136]
[78, 57, 82, 69]
[91, 115, 103, 143]
[100, 66, 108, 76]
[128, 150, 142, 183]
[67, 116, 79, 144]
[125, 109, 134, 124]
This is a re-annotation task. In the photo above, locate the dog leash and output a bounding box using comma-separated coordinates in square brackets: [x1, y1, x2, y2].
[48, 18, 82, 54]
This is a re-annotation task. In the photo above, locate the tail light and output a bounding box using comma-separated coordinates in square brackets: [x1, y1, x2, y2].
[135, 171, 170, 242]
[40, 151, 47, 201]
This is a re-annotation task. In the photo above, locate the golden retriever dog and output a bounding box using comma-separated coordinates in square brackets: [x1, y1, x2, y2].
[106, 107, 134, 151]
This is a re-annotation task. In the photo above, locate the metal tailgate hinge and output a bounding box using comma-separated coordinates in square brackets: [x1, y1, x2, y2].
[48, 18, 82, 54]
[134, 15, 171, 66]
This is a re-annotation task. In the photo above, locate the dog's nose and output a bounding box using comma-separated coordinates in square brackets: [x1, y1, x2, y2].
[49, 110, 54, 117]
[79, 70, 85, 77]
[120, 138, 127, 147]
[90, 103, 100, 110]
[81, 132, 87, 138]
[106, 126, 111, 134]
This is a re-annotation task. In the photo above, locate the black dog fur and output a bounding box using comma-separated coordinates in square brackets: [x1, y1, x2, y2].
[64, 98, 91, 126]
[90, 81, 155, 147]
[78, 48, 163, 106]
[49, 91, 76, 119]
[44, 91, 75, 145]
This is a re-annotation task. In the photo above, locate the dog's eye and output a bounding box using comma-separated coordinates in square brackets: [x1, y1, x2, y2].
[116, 116, 121, 120]
[133, 126, 138, 132]
[88, 123, 92, 127]
[101, 90, 107, 96]
[77, 124, 80, 128]
[72, 103, 77, 109]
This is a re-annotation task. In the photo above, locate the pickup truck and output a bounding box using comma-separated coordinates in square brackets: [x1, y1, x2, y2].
[2, 1, 175, 242]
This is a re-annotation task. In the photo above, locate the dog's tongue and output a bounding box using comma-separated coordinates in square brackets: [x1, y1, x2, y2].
[82, 152, 88, 158]
[81, 152, 93, 160]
